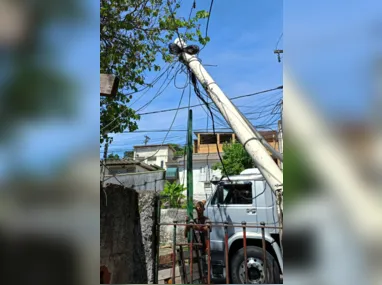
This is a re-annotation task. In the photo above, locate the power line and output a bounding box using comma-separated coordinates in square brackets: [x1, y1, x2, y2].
[190, 72, 231, 182]
[137, 85, 283, 116]
[205, 0, 214, 39]
[121, 124, 279, 133]
[135, 72, 189, 163]
[275, 32, 283, 50]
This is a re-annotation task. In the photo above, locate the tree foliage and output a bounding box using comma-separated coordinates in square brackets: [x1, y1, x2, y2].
[169, 143, 185, 156]
[161, 181, 186, 208]
[100, 0, 210, 144]
[212, 143, 253, 176]
[123, 150, 134, 159]
[107, 153, 120, 160]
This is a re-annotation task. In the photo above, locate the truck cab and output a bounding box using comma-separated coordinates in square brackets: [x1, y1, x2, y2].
[205, 168, 283, 283]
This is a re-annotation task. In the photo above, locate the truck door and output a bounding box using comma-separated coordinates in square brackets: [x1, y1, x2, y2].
[208, 181, 256, 251]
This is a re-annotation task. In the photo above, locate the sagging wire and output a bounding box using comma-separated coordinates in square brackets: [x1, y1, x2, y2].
[189, 72, 231, 182]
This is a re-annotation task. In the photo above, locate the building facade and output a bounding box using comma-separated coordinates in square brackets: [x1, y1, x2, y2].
[133, 144, 176, 170]
[167, 153, 222, 201]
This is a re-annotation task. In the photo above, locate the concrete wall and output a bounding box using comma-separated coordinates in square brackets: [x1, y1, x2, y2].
[105, 164, 152, 175]
[100, 184, 159, 284]
[138, 191, 158, 284]
[103, 170, 165, 191]
[159, 209, 188, 245]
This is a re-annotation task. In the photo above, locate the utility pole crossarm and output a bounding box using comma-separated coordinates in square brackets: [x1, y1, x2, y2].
[172, 39, 283, 209]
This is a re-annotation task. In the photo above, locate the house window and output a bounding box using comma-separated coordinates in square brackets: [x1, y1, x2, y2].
[166, 167, 178, 180]
[204, 182, 211, 189]
[200, 134, 217, 144]
[220, 134, 232, 144]
[161, 161, 164, 168]
[147, 156, 156, 162]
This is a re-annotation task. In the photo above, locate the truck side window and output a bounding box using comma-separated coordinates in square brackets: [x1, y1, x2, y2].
[212, 183, 253, 205]
[224, 183, 252, 204]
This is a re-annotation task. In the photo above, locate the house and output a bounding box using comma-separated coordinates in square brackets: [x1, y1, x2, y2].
[194, 132, 236, 154]
[194, 130, 281, 165]
[166, 153, 222, 201]
[133, 144, 176, 170]
[167, 130, 281, 201]
[101, 159, 165, 191]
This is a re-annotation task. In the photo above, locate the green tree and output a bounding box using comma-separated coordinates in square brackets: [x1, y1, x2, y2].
[212, 143, 253, 176]
[100, 0, 210, 144]
[169, 143, 185, 156]
[107, 153, 120, 160]
[162, 181, 186, 208]
[123, 151, 134, 159]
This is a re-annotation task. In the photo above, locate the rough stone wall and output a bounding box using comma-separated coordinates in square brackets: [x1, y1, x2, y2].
[103, 171, 165, 191]
[138, 191, 158, 284]
[159, 209, 188, 245]
[100, 184, 148, 284]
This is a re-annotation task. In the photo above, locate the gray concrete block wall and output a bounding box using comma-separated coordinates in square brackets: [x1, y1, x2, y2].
[159, 209, 188, 245]
[138, 191, 158, 284]
[101, 184, 151, 284]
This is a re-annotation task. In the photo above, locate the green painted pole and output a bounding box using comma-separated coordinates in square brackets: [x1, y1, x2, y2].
[187, 109, 194, 236]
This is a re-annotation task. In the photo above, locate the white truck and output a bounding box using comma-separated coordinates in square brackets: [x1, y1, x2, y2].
[206, 168, 282, 283]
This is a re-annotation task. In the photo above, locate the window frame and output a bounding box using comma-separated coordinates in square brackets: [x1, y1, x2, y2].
[211, 182, 253, 205]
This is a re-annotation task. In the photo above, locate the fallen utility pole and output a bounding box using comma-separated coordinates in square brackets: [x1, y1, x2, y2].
[172, 38, 283, 216]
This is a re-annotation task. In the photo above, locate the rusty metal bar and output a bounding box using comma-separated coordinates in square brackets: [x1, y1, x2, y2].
[176, 242, 202, 246]
[159, 222, 282, 229]
[179, 245, 188, 284]
[224, 221, 230, 284]
[261, 221, 267, 283]
[242, 221, 248, 284]
[172, 220, 177, 284]
[154, 196, 161, 284]
[194, 242, 203, 282]
[206, 219, 212, 285]
[189, 221, 194, 283]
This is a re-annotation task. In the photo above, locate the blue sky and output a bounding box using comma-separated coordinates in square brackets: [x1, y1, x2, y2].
[285, 0, 382, 120]
[0, 0, 99, 178]
[104, 0, 283, 158]
[104, 0, 382, 159]
[1, 0, 379, 177]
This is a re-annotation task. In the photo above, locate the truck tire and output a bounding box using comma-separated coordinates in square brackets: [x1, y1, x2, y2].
[230, 246, 281, 284]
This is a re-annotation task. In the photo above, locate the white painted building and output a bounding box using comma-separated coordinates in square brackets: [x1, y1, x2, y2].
[133, 144, 176, 170]
[167, 153, 222, 201]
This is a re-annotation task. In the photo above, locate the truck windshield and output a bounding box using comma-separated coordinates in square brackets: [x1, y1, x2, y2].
[212, 182, 253, 205]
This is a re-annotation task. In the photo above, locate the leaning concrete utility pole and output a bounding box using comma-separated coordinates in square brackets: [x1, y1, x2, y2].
[172, 38, 283, 216]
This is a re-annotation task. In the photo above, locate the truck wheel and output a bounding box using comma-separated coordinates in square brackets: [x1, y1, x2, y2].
[230, 246, 281, 284]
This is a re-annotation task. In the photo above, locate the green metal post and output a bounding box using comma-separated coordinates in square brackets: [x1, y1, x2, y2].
[187, 109, 194, 242]
[186, 109, 193, 217]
